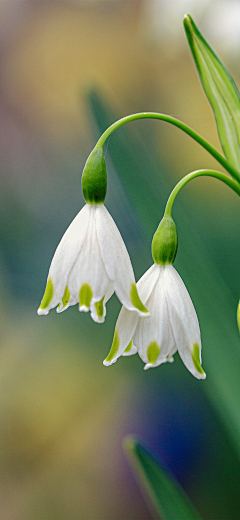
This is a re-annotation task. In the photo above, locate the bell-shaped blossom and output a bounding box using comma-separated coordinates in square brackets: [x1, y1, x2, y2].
[104, 263, 206, 380]
[37, 203, 149, 323]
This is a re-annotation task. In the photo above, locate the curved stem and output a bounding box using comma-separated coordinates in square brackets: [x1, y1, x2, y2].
[95, 112, 240, 183]
[164, 169, 240, 217]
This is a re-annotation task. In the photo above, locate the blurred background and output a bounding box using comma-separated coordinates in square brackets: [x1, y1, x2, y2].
[0, 0, 240, 518]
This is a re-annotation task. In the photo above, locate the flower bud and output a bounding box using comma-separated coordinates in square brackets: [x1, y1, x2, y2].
[82, 148, 107, 204]
[151, 216, 178, 265]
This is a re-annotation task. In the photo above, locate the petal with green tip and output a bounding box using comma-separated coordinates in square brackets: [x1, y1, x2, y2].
[38, 204, 90, 314]
[134, 265, 175, 367]
[104, 330, 120, 365]
[122, 340, 137, 357]
[96, 205, 148, 317]
[90, 296, 106, 324]
[37, 278, 54, 315]
[147, 342, 160, 364]
[67, 205, 110, 309]
[61, 285, 70, 307]
[192, 343, 205, 377]
[130, 284, 149, 315]
[144, 342, 160, 370]
[103, 306, 139, 366]
[57, 285, 77, 314]
[79, 283, 93, 311]
[164, 265, 206, 380]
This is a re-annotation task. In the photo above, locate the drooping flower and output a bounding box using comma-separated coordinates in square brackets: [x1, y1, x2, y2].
[103, 263, 206, 379]
[38, 147, 149, 322]
[104, 214, 205, 380]
[37, 203, 149, 322]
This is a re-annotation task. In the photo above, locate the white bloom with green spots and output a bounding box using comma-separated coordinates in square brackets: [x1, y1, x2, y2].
[104, 263, 206, 380]
[37, 203, 149, 322]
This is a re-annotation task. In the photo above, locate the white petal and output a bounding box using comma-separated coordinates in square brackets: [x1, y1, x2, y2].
[103, 306, 139, 366]
[164, 265, 206, 380]
[164, 346, 177, 363]
[38, 204, 90, 314]
[136, 264, 161, 303]
[67, 205, 110, 311]
[104, 264, 160, 366]
[104, 283, 114, 304]
[90, 283, 115, 323]
[134, 266, 175, 369]
[95, 205, 148, 316]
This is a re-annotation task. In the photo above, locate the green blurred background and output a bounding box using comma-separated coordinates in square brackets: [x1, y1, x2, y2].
[0, 1, 240, 519]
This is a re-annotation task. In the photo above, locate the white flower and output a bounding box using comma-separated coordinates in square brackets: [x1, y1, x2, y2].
[104, 263, 206, 380]
[37, 203, 149, 322]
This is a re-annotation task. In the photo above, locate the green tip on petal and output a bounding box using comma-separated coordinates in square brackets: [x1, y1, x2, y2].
[131, 284, 149, 315]
[103, 329, 119, 365]
[61, 285, 70, 309]
[39, 278, 54, 310]
[95, 296, 104, 318]
[124, 340, 133, 354]
[79, 284, 93, 309]
[147, 342, 160, 365]
[237, 301, 240, 333]
[192, 343, 205, 376]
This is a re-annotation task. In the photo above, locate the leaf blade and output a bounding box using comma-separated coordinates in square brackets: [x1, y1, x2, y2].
[124, 436, 202, 520]
[184, 14, 240, 172]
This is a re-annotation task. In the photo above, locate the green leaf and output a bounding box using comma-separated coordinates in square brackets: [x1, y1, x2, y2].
[184, 14, 240, 172]
[124, 436, 202, 520]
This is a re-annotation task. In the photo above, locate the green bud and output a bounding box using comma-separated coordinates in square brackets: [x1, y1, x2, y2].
[82, 148, 107, 204]
[152, 216, 178, 265]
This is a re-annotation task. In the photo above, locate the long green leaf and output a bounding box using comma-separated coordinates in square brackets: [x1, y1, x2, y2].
[124, 436, 202, 520]
[184, 14, 240, 172]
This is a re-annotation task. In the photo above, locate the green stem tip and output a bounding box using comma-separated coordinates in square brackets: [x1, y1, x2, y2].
[164, 169, 240, 218]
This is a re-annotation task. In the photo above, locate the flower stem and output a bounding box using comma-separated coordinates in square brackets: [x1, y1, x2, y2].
[95, 112, 240, 183]
[164, 169, 240, 217]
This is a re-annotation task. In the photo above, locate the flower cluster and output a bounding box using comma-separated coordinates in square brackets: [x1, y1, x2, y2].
[38, 147, 206, 380]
